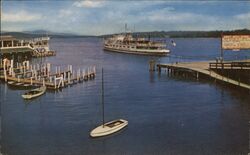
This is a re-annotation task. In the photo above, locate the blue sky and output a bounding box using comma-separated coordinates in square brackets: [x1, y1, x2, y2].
[2, 1, 250, 35]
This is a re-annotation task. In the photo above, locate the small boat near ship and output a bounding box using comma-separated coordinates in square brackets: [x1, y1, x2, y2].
[90, 68, 128, 138]
[22, 86, 46, 99]
[103, 26, 170, 56]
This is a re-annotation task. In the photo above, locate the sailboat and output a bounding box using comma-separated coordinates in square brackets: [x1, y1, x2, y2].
[90, 68, 128, 138]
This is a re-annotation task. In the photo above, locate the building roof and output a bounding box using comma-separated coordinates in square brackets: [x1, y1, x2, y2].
[0, 35, 17, 41]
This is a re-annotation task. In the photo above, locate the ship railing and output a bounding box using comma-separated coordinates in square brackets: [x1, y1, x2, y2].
[30, 37, 50, 43]
[135, 43, 166, 47]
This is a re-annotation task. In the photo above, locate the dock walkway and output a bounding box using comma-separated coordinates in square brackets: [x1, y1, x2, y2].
[157, 60, 250, 90]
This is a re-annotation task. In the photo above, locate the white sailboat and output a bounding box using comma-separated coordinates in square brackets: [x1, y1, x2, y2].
[90, 68, 128, 138]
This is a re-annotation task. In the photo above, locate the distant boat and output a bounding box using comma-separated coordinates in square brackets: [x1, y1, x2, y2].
[22, 86, 46, 99]
[103, 25, 170, 56]
[171, 40, 176, 47]
[90, 68, 128, 138]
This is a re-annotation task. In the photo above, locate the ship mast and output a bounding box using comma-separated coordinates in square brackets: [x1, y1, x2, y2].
[125, 23, 127, 34]
[102, 68, 105, 127]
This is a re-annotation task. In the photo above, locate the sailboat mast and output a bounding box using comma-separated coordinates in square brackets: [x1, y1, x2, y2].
[102, 68, 105, 127]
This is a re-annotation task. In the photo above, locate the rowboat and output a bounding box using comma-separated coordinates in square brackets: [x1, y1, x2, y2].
[7, 81, 34, 89]
[22, 86, 46, 99]
[90, 68, 128, 138]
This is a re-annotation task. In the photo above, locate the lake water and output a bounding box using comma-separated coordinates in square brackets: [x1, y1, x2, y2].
[1, 38, 250, 155]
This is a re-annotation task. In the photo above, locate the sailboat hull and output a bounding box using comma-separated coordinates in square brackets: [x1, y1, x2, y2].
[90, 119, 128, 137]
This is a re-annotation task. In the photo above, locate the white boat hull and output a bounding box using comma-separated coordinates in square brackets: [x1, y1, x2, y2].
[104, 46, 170, 56]
[22, 86, 46, 99]
[90, 119, 128, 137]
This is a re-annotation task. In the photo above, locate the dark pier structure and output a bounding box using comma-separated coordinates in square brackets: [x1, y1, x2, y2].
[155, 60, 250, 91]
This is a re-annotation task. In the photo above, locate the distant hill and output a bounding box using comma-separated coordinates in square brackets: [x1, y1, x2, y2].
[101, 29, 250, 38]
[2, 29, 250, 39]
[1, 30, 95, 39]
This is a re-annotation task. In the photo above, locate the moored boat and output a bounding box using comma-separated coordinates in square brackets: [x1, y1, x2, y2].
[7, 81, 35, 89]
[90, 68, 128, 138]
[22, 86, 46, 99]
[90, 119, 128, 137]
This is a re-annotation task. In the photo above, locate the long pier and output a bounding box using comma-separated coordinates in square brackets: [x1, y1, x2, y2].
[156, 60, 250, 90]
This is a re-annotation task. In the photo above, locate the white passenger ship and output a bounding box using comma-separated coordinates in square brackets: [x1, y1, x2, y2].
[103, 33, 170, 56]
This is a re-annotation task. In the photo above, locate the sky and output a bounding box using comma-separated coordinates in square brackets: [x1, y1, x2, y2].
[1, 0, 250, 35]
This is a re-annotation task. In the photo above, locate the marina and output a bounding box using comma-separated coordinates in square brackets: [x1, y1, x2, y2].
[0, 59, 96, 90]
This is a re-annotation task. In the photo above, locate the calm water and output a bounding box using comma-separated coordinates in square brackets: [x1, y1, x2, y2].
[1, 38, 250, 155]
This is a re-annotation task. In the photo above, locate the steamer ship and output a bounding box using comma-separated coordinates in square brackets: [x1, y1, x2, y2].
[103, 31, 170, 56]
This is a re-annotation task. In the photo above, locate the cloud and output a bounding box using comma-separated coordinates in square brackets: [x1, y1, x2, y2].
[127, 7, 219, 31]
[149, 12, 216, 24]
[1, 1, 250, 35]
[73, 0, 104, 8]
[2, 11, 42, 22]
[234, 12, 250, 20]
[59, 9, 73, 18]
[233, 12, 250, 29]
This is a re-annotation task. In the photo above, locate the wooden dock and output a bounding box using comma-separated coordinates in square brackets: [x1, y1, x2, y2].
[156, 60, 250, 90]
[0, 59, 96, 90]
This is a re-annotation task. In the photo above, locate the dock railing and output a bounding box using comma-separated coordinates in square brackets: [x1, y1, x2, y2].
[209, 62, 250, 70]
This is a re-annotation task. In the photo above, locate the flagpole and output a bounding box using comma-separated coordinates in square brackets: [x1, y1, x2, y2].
[221, 32, 224, 62]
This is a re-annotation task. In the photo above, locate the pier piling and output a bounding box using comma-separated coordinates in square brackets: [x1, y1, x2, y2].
[0, 59, 96, 90]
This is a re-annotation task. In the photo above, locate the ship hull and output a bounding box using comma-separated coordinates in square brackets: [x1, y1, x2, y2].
[103, 46, 170, 56]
